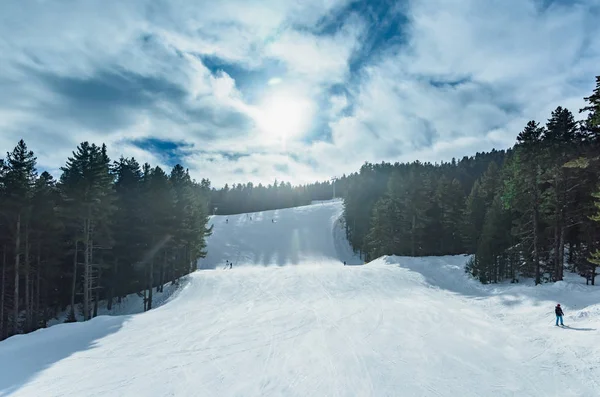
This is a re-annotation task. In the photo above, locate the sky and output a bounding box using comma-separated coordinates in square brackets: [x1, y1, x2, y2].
[1, 0, 599, 188]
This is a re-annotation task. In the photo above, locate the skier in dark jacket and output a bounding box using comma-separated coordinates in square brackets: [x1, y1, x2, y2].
[555, 304, 564, 326]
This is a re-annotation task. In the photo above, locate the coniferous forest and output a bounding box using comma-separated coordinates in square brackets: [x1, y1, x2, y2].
[208, 180, 337, 215]
[342, 76, 600, 285]
[1, 76, 598, 340]
[0, 144, 214, 340]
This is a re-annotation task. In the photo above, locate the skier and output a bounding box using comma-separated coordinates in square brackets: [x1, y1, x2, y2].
[226, 218, 228, 224]
[555, 303, 564, 326]
[224, 260, 229, 269]
[230, 262, 232, 269]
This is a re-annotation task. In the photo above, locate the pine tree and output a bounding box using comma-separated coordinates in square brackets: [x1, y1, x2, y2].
[366, 196, 402, 257]
[2, 140, 37, 334]
[142, 165, 174, 310]
[0, 158, 6, 338]
[471, 195, 511, 283]
[109, 157, 145, 310]
[580, 76, 600, 143]
[587, 188, 600, 284]
[30, 172, 62, 329]
[59, 142, 114, 321]
[395, 165, 432, 256]
[463, 181, 485, 253]
[542, 107, 580, 281]
[503, 121, 545, 284]
[462, 162, 499, 254]
[436, 177, 465, 254]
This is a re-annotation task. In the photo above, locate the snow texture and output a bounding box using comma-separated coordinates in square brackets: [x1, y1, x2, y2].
[198, 199, 362, 269]
[1, 199, 599, 396]
[45, 280, 184, 327]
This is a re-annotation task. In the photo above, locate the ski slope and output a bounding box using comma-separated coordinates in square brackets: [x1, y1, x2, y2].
[1, 200, 599, 396]
[198, 199, 361, 268]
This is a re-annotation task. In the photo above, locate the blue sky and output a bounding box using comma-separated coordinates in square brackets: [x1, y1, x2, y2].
[1, 0, 599, 187]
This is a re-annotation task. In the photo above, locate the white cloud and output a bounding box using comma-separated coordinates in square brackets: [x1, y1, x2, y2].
[311, 0, 600, 175]
[1, 0, 598, 187]
[265, 18, 364, 85]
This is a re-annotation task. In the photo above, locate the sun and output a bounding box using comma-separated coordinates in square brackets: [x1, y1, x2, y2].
[255, 90, 313, 146]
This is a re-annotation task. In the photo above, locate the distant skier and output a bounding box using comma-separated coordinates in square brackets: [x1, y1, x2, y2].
[272, 219, 274, 223]
[226, 218, 229, 224]
[230, 262, 232, 269]
[224, 260, 229, 270]
[555, 304, 564, 326]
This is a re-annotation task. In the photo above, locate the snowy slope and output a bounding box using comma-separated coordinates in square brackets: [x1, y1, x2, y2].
[198, 199, 362, 269]
[1, 200, 599, 396]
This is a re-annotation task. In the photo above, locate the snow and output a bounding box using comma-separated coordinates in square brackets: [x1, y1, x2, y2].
[46, 280, 183, 327]
[1, 199, 599, 396]
[198, 199, 362, 269]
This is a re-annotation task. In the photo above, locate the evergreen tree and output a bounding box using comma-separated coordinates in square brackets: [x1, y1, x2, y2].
[586, 188, 600, 284]
[59, 142, 114, 320]
[436, 177, 465, 254]
[471, 194, 513, 283]
[109, 157, 145, 310]
[2, 140, 37, 334]
[462, 162, 499, 253]
[29, 172, 62, 329]
[542, 107, 580, 281]
[142, 165, 174, 310]
[580, 76, 600, 142]
[502, 121, 545, 284]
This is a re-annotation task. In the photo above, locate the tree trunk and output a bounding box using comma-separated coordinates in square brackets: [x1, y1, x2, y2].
[160, 250, 166, 293]
[13, 212, 21, 334]
[568, 242, 574, 265]
[70, 240, 78, 321]
[42, 253, 49, 326]
[34, 243, 41, 329]
[89, 236, 95, 319]
[559, 226, 566, 281]
[156, 253, 162, 293]
[143, 264, 148, 312]
[24, 222, 30, 332]
[552, 177, 563, 282]
[93, 280, 99, 318]
[1, 245, 6, 339]
[107, 257, 117, 311]
[411, 214, 416, 257]
[533, 169, 541, 285]
[188, 244, 194, 274]
[147, 257, 154, 311]
[83, 217, 90, 321]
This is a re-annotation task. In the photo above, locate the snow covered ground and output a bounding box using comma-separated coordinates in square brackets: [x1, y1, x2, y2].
[198, 199, 361, 269]
[45, 279, 184, 327]
[1, 200, 599, 396]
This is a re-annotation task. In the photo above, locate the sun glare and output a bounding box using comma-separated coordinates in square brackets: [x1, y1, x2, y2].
[255, 90, 313, 147]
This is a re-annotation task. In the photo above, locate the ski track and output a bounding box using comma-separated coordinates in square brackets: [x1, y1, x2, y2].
[1, 200, 599, 396]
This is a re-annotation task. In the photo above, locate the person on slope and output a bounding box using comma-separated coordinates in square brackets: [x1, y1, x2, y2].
[555, 304, 564, 326]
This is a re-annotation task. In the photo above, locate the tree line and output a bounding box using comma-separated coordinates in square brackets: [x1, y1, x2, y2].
[0, 142, 212, 340]
[208, 180, 338, 215]
[342, 75, 600, 285]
